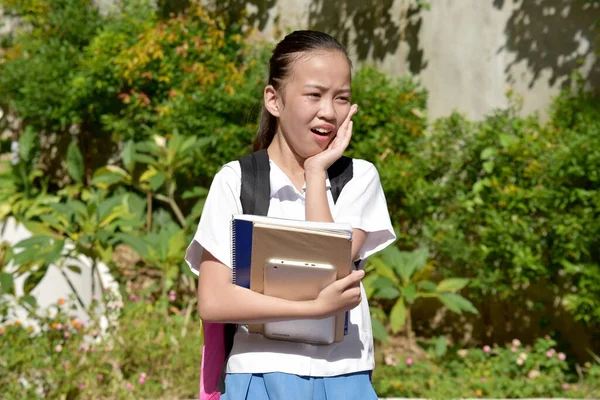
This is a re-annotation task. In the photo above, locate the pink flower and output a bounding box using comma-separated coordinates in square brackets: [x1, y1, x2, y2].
[546, 349, 556, 358]
[517, 358, 524, 366]
[55, 345, 63, 353]
[63, 332, 70, 339]
[138, 372, 147, 385]
[480, 378, 487, 383]
[113, 363, 121, 371]
[558, 352, 566, 361]
[511, 346, 518, 352]
[130, 295, 139, 302]
[56, 323, 63, 331]
[528, 370, 540, 379]
[483, 345, 491, 353]
[125, 382, 134, 391]
[169, 290, 176, 302]
[78, 383, 85, 390]
[384, 354, 398, 366]
[563, 383, 570, 390]
[91, 295, 98, 301]
[457, 349, 468, 357]
[97, 374, 104, 381]
[406, 357, 413, 366]
[512, 339, 521, 347]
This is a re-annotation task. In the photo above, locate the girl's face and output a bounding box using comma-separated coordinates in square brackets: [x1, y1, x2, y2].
[267, 51, 352, 159]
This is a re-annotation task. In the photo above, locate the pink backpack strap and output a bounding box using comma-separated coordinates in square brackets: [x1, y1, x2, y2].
[199, 322, 225, 400]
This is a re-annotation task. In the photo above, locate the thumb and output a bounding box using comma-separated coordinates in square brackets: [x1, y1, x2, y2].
[339, 270, 365, 287]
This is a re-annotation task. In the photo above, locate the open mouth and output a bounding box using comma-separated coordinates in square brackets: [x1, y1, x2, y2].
[311, 128, 333, 136]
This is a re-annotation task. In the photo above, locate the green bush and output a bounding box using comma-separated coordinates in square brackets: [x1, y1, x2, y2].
[404, 87, 600, 325]
[373, 337, 600, 399]
[0, 291, 202, 399]
[0, 0, 267, 187]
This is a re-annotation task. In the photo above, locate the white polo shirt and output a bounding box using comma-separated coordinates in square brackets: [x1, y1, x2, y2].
[185, 158, 395, 377]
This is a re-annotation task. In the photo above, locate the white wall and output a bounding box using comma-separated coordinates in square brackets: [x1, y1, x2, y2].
[0, 217, 117, 326]
[214, 0, 599, 121]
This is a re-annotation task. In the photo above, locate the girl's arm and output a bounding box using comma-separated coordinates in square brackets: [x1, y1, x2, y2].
[305, 104, 366, 260]
[197, 250, 365, 324]
[305, 169, 366, 260]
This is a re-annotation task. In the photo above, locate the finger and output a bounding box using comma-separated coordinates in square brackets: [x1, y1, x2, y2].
[340, 104, 358, 132]
[338, 270, 365, 288]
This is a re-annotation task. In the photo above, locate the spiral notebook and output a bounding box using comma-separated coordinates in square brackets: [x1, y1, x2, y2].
[231, 214, 353, 343]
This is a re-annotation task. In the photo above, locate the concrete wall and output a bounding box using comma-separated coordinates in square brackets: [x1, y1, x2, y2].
[207, 0, 599, 120]
[0, 217, 117, 327]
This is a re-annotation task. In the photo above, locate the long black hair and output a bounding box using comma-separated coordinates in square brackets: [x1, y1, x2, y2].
[253, 30, 352, 151]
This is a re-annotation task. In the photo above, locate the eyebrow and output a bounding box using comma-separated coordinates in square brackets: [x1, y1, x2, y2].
[304, 84, 352, 94]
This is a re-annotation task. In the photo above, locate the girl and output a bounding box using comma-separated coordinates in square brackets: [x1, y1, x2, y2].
[185, 30, 395, 400]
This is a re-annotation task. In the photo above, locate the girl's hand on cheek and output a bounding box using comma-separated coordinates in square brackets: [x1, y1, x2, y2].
[304, 104, 358, 173]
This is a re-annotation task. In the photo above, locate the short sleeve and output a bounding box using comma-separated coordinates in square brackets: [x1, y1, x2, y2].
[184, 163, 242, 275]
[333, 159, 396, 262]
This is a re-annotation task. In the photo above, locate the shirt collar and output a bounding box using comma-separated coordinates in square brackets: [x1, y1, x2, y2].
[269, 160, 331, 197]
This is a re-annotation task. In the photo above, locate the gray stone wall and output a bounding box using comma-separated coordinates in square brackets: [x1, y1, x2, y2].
[205, 0, 599, 120]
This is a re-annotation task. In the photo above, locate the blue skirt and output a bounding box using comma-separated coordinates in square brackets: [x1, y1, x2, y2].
[221, 371, 377, 400]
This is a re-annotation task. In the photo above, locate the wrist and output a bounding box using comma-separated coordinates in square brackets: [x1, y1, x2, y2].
[298, 299, 323, 319]
[304, 167, 327, 181]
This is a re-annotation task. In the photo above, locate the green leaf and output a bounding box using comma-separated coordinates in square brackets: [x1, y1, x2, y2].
[389, 298, 407, 334]
[92, 170, 126, 189]
[21, 295, 37, 309]
[480, 147, 496, 160]
[396, 247, 429, 282]
[148, 172, 166, 191]
[0, 272, 15, 295]
[133, 153, 157, 165]
[114, 232, 149, 258]
[499, 133, 518, 149]
[483, 160, 494, 173]
[371, 317, 388, 341]
[167, 229, 187, 258]
[13, 247, 44, 267]
[369, 257, 397, 282]
[23, 268, 47, 295]
[123, 140, 136, 173]
[418, 280, 437, 292]
[97, 195, 123, 222]
[19, 126, 37, 162]
[39, 214, 68, 231]
[376, 286, 401, 300]
[67, 265, 82, 274]
[182, 186, 209, 200]
[14, 235, 52, 249]
[372, 276, 396, 291]
[438, 293, 479, 314]
[404, 283, 417, 303]
[436, 278, 470, 293]
[66, 141, 84, 183]
[42, 239, 65, 266]
[434, 335, 448, 358]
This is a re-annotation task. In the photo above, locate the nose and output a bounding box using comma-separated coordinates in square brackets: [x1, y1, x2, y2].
[317, 99, 335, 121]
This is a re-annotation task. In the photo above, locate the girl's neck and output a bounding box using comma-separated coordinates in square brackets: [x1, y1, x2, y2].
[267, 133, 306, 191]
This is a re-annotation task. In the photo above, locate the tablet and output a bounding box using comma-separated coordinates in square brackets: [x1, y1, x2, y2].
[263, 258, 337, 345]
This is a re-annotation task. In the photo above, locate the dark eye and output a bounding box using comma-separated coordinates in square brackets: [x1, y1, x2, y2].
[308, 93, 321, 98]
[337, 96, 350, 103]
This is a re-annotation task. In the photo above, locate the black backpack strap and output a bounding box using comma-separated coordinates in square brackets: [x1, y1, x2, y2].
[239, 149, 271, 216]
[223, 150, 271, 366]
[328, 156, 353, 204]
[328, 156, 361, 269]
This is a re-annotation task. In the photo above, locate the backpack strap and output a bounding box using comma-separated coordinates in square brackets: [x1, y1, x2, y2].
[328, 156, 353, 203]
[239, 149, 270, 216]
